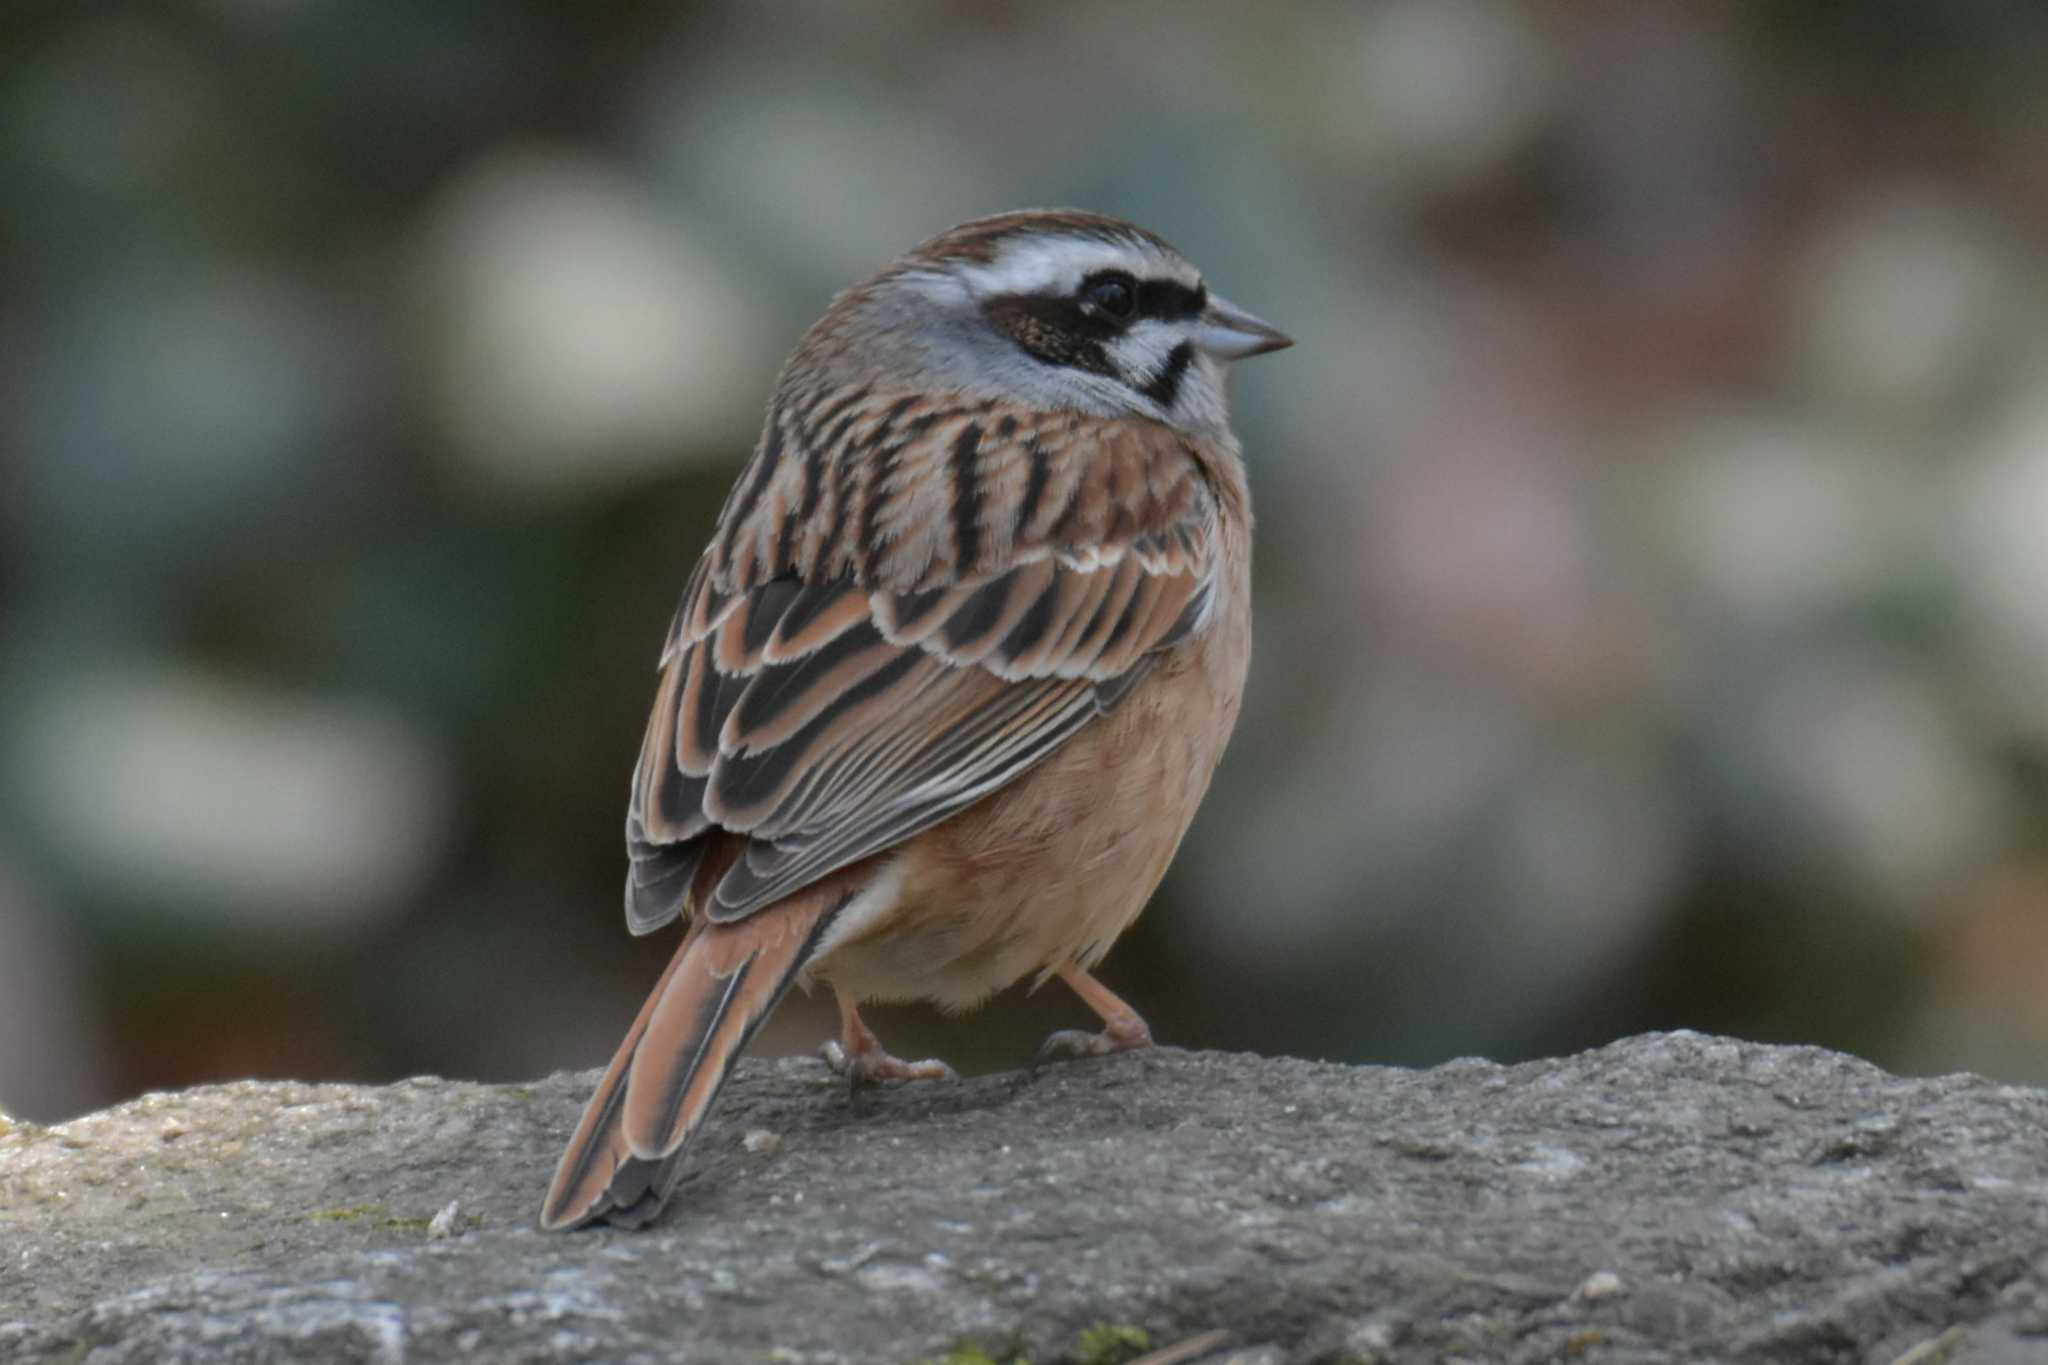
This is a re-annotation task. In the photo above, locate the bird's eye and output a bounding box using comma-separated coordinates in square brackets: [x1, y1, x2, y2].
[1081, 275, 1136, 320]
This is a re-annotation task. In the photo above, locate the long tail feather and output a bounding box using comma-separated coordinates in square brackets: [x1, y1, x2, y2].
[539, 886, 848, 1231]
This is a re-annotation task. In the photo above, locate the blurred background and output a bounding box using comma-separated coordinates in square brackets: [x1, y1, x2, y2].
[5, 1, 2048, 1123]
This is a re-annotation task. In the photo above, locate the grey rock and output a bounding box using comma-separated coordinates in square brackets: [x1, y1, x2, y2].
[3, 1032, 2045, 1364]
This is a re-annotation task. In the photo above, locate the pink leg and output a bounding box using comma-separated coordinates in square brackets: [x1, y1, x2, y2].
[1038, 962, 1154, 1061]
[819, 988, 957, 1087]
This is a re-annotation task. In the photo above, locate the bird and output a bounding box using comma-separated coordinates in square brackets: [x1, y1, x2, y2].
[540, 209, 1291, 1231]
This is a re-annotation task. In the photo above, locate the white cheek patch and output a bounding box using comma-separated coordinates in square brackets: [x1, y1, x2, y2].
[1108, 320, 1188, 409]
[1115, 319, 1178, 369]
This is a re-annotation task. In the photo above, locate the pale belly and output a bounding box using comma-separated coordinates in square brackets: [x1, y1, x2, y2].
[808, 582, 1250, 1010]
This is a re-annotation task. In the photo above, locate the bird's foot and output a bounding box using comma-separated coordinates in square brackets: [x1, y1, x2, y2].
[818, 1038, 957, 1088]
[1035, 1014, 1153, 1064]
[822, 992, 958, 1089]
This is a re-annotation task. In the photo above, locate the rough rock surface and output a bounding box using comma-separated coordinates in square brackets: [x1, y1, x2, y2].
[3, 1032, 2046, 1364]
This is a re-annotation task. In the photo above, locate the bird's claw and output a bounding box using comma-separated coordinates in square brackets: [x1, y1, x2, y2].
[1035, 1018, 1153, 1066]
[819, 1039, 957, 1088]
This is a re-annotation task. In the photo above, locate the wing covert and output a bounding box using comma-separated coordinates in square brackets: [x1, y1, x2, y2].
[625, 401, 1225, 932]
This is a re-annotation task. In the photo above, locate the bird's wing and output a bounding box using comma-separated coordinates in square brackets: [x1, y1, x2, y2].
[624, 391, 1226, 930]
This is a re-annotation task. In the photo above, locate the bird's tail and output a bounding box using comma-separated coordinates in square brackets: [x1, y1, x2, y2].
[539, 885, 849, 1231]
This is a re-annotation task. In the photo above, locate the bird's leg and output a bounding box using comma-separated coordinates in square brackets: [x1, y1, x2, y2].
[1038, 961, 1154, 1061]
[818, 987, 957, 1087]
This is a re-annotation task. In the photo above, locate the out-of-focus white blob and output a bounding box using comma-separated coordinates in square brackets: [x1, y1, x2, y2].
[1787, 187, 2018, 423]
[634, 59, 992, 287]
[1184, 660, 1524, 968]
[420, 150, 762, 495]
[1952, 376, 2048, 743]
[1182, 653, 1684, 1048]
[1284, 270, 1469, 497]
[1411, 742, 1687, 1049]
[0, 862, 116, 1122]
[1330, 0, 1555, 193]
[1735, 651, 2010, 919]
[1186, 656, 1678, 967]
[12, 666, 452, 936]
[1363, 404, 1625, 696]
[1651, 410, 1909, 622]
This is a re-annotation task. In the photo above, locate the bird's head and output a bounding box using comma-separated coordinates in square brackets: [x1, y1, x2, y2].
[808, 209, 1291, 439]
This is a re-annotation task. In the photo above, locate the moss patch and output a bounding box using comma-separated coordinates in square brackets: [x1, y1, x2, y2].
[910, 1323, 1154, 1365]
[307, 1204, 383, 1222]
[1075, 1324, 1151, 1365]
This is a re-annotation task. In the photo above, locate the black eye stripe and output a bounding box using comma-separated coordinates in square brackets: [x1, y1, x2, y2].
[1082, 275, 1135, 319]
[1077, 271, 1207, 323]
[983, 294, 1120, 374]
[982, 270, 1207, 381]
[1136, 279, 1206, 321]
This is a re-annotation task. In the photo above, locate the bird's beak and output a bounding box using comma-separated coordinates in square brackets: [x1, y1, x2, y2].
[1194, 296, 1294, 360]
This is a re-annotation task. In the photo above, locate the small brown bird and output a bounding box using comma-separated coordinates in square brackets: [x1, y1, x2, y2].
[541, 209, 1291, 1230]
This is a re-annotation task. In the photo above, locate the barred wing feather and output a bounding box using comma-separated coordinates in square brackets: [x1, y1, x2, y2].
[624, 401, 1220, 932]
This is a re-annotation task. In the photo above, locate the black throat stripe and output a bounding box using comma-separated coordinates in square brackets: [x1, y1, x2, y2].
[1139, 341, 1194, 410]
